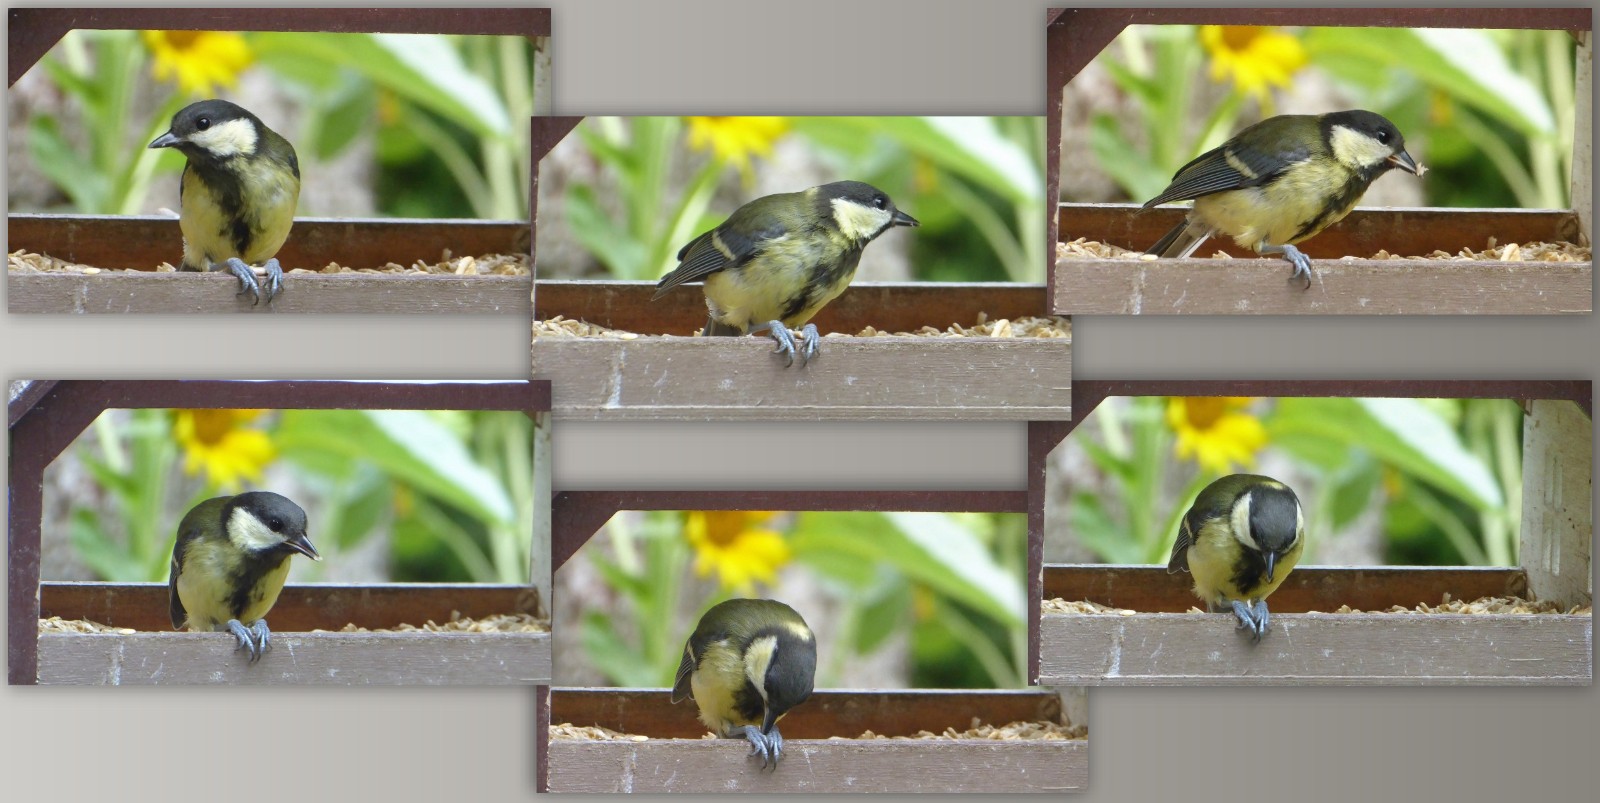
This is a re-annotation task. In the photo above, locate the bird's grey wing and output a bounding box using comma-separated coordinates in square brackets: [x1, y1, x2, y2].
[1166, 514, 1195, 574]
[670, 639, 698, 702]
[168, 538, 189, 630]
[652, 216, 788, 298]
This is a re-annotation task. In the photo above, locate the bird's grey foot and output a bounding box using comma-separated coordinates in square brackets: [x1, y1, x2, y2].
[753, 319, 800, 368]
[252, 618, 272, 657]
[260, 257, 284, 303]
[1229, 600, 1262, 643]
[222, 257, 265, 306]
[225, 618, 266, 663]
[795, 323, 821, 366]
[1261, 243, 1314, 290]
[1251, 599, 1271, 640]
[740, 725, 783, 769]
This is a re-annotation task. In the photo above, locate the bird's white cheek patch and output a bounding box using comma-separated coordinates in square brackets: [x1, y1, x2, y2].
[830, 198, 893, 241]
[190, 118, 258, 158]
[228, 507, 283, 551]
[1329, 125, 1392, 169]
[1230, 493, 1258, 551]
[744, 636, 778, 703]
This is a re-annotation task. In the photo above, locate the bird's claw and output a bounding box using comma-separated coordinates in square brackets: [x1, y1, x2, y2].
[222, 257, 283, 306]
[796, 323, 820, 366]
[1281, 244, 1314, 290]
[741, 725, 783, 770]
[226, 618, 271, 663]
[761, 320, 800, 368]
[1230, 599, 1270, 643]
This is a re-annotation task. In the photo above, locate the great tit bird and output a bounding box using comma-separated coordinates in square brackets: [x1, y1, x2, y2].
[653, 180, 918, 366]
[1167, 474, 1306, 642]
[149, 99, 300, 305]
[672, 598, 817, 769]
[169, 491, 319, 662]
[1143, 110, 1423, 289]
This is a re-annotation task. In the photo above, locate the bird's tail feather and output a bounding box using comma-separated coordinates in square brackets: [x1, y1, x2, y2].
[1149, 220, 1214, 259]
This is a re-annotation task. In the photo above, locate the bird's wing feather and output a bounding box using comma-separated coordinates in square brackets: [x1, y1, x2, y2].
[670, 640, 698, 702]
[652, 214, 789, 298]
[1167, 514, 1195, 574]
[1144, 138, 1311, 207]
[168, 538, 189, 630]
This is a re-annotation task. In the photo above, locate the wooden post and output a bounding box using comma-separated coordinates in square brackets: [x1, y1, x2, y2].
[1574, 32, 1592, 245]
[1520, 400, 1593, 608]
[531, 412, 553, 615]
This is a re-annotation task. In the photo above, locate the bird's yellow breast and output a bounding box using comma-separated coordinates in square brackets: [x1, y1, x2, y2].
[1191, 158, 1361, 252]
[175, 539, 292, 632]
[179, 163, 297, 269]
[702, 234, 856, 331]
[689, 638, 759, 735]
[1185, 520, 1304, 609]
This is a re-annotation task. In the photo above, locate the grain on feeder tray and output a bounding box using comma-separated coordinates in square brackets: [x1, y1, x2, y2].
[8, 249, 530, 276]
[1055, 237, 1591, 263]
[311, 612, 549, 633]
[550, 723, 651, 741]
[1041, 598, 1136, 616]
[38, 616, 135, 635]
[534, 315, 1071, 339]
[837, 719, 1087, 742]
[1043, 594, 1592, 616]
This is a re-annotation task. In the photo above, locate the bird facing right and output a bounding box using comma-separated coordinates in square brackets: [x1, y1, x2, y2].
[1143, 109, 1423, 289]
[671, 598, 817, 769]
[1167, 473, 1306, 642]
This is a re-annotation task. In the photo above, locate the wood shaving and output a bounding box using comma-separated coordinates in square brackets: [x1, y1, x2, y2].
[534, 314, 1070, 339]
[1043, 595, 1591, 616]
[1056, 237, 1590, 263]
[8, 249, 530, 276]
[550, 719, 1086, 742]
[39, 613, 549, 634]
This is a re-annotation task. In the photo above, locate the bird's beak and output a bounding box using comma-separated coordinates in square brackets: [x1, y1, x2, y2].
[1388, 150, 1424, 176]
[762, 706, 780, 736]
[892, 210, 920, 227]
[1263, 551, 1278, 584]
[286, 532, 321, 561]
[148, 130, 181, 150]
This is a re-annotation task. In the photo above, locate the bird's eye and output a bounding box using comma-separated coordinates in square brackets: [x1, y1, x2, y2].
[1376, 130, 1389, 144]
[268, 518, 283, 532]
[873, 196, 887, 209]
[196, 117, 211, 131]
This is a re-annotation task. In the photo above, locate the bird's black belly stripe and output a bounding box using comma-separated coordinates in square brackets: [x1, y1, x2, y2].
[224, 550, 291, 620]
[191, 159, 256, 257]
[1290, 173, 1369, 244]
[1229, 550, 1268, 599]
[732, 679, 766, 726]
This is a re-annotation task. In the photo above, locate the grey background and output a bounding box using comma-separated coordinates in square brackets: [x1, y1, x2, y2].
[2, 0, 1595, 800]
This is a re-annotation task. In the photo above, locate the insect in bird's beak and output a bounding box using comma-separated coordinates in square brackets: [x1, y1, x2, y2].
[1388, 151, 1424, 176]
[892, 210, 920, 227]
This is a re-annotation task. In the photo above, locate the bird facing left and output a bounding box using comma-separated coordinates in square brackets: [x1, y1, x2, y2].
[169, 491, 320, 662]
[149, 99, 300, 305]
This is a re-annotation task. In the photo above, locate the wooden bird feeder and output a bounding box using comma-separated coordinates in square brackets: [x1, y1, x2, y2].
[1046, 8, 1594, 315]
[530, 117, 1072, 420]
[5, 8, 549, 315]
[1033, 380, 1593, 686]
[8, 380, 553, 685]
[540, 489, 1084, 794]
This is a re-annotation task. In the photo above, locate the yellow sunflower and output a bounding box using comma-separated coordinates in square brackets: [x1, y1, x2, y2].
[685, 116, 789, 177]
[684, 510, 791, 592]
[142, 30, 254, 97]
[1199, 25, 1306, 110]
[172, 409, 276, 491]
[1166, 396, 1267, 475]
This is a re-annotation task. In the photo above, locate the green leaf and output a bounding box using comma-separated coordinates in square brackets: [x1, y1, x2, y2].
[853, 582, 911, 654]
[250, 32, 510, 140]
[276, 409, 514, 528]
[1326, 459, 1381, 531]
[565, 183, 646, 277]
[28, 115, 107, 211]
[793, 117, 1042, 205]
[581, 611, 658, 687]
[1088, 113, 1168, 201]
[69, 508, 134, 582]
[1069, 491, 1144, 564]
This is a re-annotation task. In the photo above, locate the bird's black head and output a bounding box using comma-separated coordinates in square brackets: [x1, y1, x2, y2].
[1241, 482, 1303, 582]
[224, 491, 319, 560]
[149, 99, 264, 161]
[1322, 109, 1422, 177]
[759, 625, 818, 734]
[814, 180, 919, 243]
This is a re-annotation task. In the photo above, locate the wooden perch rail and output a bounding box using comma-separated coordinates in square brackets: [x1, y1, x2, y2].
[532, 280, 1070, 420]
[7, 215, 532, 314]
[545, 689, 1085, 794]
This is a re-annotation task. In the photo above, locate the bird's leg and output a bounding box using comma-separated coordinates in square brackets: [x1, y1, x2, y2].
[225, 618, 263, 663]
[765, 727, 784, 769]
[747, 320, 800, 368]
[260, 257, 284, 304]
[220, 257, 265, 306]
[738, 724, 776, 768]
[251, 618, 273, 658]
[1258, 243, 1314, 290]
[1229, 599, 1261, 642]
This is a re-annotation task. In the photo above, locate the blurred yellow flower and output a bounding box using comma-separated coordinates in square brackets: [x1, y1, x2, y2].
[142, 30, 254, 97]
[1167, 397, 1267, 474]
[685, 510, 791, 592]
[685, 116, 789, 176]
[1199, 26, 1306, 108]
[173, 409, 275, 491]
